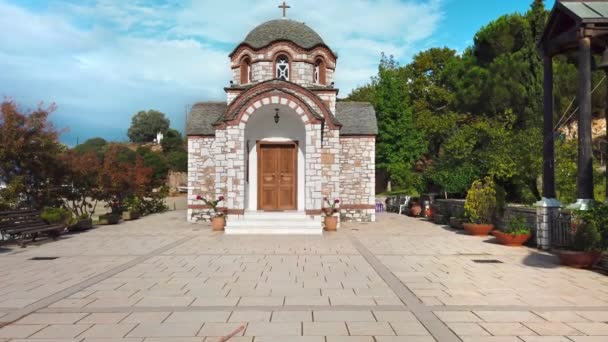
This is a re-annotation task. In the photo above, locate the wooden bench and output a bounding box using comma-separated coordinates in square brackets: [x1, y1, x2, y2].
[0, 210, 65, 247]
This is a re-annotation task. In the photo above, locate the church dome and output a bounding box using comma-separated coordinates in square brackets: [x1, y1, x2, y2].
[243, 19, 326, 50]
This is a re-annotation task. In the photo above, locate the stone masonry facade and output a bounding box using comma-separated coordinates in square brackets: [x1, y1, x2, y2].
[339, 137, 376, 222]
[188, 20, 376, 224]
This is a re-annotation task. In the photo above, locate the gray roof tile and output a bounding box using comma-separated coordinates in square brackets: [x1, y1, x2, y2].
[187, 101, 377, 136]
[186, 102, 226, 136]
[336, 102, 378, 136]
[232, 19, 336, 57]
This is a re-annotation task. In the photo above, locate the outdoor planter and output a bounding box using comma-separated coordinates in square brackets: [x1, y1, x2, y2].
[98, 214, 120, 225]
[212, 216, 226, 231]
[122, 210, 140, 221]
[464, 223, 494, 236]
[325, 216, 338, 231]
[68, 218, 93, 232]
[433, 214, 445, 225]
[410, 204, 422, 217]
[425, 207, 433, 219]
[450, 217, 464, 229]
[557, 250, 602, 269]
[492, 231, 531, 246]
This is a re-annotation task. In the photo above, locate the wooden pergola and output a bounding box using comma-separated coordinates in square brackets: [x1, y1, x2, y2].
[539, 0, 608, 207]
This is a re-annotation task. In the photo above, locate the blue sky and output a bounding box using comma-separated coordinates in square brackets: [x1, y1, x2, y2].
[0, 0, 549, 145]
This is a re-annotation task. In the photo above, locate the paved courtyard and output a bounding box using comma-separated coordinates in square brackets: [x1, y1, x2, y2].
[1, 211, 608, 341]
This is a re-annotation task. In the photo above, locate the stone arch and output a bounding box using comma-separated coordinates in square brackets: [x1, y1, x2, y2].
[225, 80, 339, 129]
[228, 90, 323, 127]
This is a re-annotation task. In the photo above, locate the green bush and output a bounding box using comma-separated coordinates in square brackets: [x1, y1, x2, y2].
[573, 202, 608, 252]
[464, 177, 505, 224]
[41, 207, 72, 225]
[505, 215, 531, 236]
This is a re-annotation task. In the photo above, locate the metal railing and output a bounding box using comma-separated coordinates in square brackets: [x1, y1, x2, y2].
[552, 210, 573, 249]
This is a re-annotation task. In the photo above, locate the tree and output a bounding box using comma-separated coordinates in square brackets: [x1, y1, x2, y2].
[60, 150, 102, 218]
[136, 147, 169, 186]
[374, 54, 426, 190]
[98, 144, 153, 213]
[74, 137, 107, 156]
[167, 150, 188, 172]
[0, 100, 64, 208]
[127, 110, 170, 143]
[161, 129, 185, 153]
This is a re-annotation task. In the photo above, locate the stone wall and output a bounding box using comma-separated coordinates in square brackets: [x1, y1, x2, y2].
[187, 137, 216, 222]
[339, 137, 376, 222]
[231, 44, 336, 87]
[213, 125, 246, 211]
[321, 128, 341, 209]
[435, 199, 538, 244]
[167, 171, 187, 196]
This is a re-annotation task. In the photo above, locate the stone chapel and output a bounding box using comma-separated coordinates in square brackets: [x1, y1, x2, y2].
[187, 9, 378, 234]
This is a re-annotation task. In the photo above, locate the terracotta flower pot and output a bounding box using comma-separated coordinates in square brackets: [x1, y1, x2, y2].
[450, 217, 464, 230]
[463, 223, 494, 236]
[212, 216, 226, 231]
[410, 204, 422, 217]
[425, 207, 433, 219]
[492, 231, 531, 247]
[324, 216, 338, 231]
[557, 250, 602, 269]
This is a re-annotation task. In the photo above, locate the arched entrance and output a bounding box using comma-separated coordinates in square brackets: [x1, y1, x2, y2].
[245, 103, 306, 211]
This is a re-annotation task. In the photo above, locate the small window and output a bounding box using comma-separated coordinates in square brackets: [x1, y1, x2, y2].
[240, 57, 251, 84]
[314, 58, 326, 85]
[276, 55, 289, 81]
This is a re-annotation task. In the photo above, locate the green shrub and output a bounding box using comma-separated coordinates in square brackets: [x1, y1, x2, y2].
[505, 215, 531, 236]
[464, 177, 505, 224]
[573, 202, 608, 252]
[41, 207, 72, 225]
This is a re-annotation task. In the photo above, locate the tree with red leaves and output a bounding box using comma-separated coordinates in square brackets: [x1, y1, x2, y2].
[97, 144, 153, 214]
[0, 100, 64, 209]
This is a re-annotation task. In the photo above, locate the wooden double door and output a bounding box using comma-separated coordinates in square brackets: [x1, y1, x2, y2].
[258, 142, 297, 211]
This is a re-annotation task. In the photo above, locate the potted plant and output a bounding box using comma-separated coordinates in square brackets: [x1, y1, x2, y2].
[463, 177, 504, 236]
[122, 196, 141, 221]
[68, 213, 93, 232]
[323, 198, 340, 231]
[409, 200, 422, 217]
[41, 207, 72, 228]
[557, 203, 607, 268]
[197, 195, 225, 231]
[493, 215, 532, 246]
[450, 212, 465, 229]
[98, 213, 120, 225]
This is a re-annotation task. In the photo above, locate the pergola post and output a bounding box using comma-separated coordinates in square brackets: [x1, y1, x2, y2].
[573, 36, 595, 209]
[543, 55, 557, 199]
[536, 53, 561, 250]
[605, 67, 608, 203]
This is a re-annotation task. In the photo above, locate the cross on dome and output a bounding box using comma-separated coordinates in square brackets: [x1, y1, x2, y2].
[278, 1, 290, 18]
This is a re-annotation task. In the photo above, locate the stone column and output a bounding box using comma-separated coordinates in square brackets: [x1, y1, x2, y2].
[535, 53, 561, 251]
[574, 36, 594, 209]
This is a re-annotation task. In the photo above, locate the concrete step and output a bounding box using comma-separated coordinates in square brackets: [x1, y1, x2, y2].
[226, 212, 323, 235]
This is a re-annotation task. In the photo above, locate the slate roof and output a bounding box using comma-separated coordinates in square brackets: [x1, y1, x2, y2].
[558, 1, 608, 22]
[187, 101, 377, 136]
[186, 102, 227, 136]
[335, 102, 378, 136]
[231, 19, 337, 57]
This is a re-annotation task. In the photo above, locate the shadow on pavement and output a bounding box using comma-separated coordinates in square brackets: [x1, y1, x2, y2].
[522, 252, 561, 268]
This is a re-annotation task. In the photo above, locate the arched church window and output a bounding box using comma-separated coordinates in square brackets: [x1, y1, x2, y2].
[314, 58, 326, 85]
[276, 55, 290, 81]
[240, 56, 251, 84]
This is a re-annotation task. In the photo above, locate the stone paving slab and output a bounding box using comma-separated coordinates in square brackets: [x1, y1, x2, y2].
[2, 211, 608, 342]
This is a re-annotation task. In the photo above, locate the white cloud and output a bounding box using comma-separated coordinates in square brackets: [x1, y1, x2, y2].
[0, 0, 444, 142]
